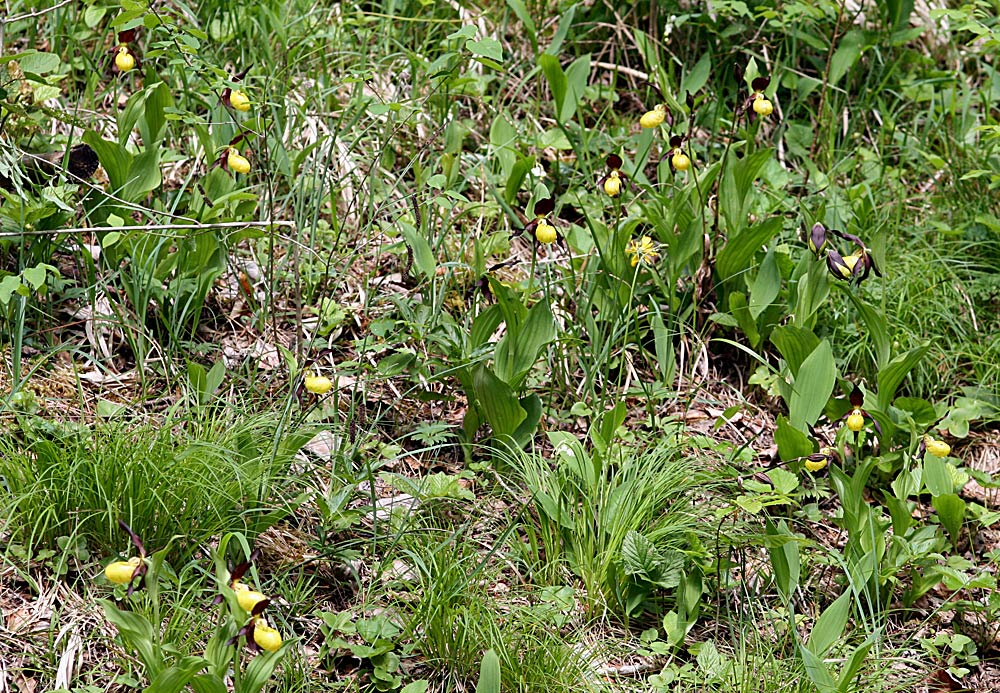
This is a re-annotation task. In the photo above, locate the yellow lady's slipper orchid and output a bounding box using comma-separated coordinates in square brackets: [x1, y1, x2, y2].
[598, 154, 627, 198]
[114, 46, 136, 73]
[639, 104, 667, 129]
[671, 151, 691, 172]
[304, 374, 333, 395]
[535, 220, 557, 244]
[234, 581, 268, 612]
[752, 94, 773, 117]
[803, 456, 827, 472]
[253, 617, 282, 652]
[229, 89, 251, 112]
[847, 410, 865, 432]
[925, 436, 951, 458]
[105, 556, 141, 584]
[603, 171, 622, 197]
[227, 148, 251, 174]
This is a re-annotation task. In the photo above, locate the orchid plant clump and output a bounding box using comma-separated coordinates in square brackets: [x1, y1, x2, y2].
[98, 527, 290, 692]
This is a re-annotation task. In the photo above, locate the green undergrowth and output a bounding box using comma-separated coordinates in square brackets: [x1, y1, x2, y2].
[0, 411, 312, 562]
[3, 0, 1000, 691]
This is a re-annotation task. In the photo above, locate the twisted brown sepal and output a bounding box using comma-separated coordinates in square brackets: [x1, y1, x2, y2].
[117, 519, 149, 596]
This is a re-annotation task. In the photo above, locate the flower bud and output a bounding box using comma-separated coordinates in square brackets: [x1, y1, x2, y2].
[104, 556, 141, 584]
[253, 617, 282, 652]
[808, 223, 828, 256]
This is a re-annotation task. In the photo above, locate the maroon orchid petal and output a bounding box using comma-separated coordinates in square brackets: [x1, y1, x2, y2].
[605, 154, 623, 170]
[226, 623, 253, 648]
[849, 385, 864, 409]
[840, 231, 865, 247]
[532, 198, 554, 217]
[230, 549, 261, 582]
[868, 253, 882, 278]
[853, 254, 871, 282]
[251, 598, 271, 617]
[751, 76, 770, 92]
[118, 520, 147, 558]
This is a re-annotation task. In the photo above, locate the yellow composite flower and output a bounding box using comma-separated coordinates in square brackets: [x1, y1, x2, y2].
[625, 236, 659, 267]
[104, 556, 141, 584]
[253, 617, 283, 652]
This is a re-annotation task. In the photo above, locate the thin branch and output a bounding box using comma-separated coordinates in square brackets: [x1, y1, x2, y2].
[592, 60, 650, 82]
[0, 220, 295, 238]
[1, 0, 75, 25]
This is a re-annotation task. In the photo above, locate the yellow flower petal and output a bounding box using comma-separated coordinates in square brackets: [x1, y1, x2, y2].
[603, 172, 622, 197]
[227, 148, 251, 174]
[234, 581, 268, 612]
[847, 411, 865, 432]
[752, 96, 773, 117]
[804, 456, 827, 472]
[229, 89, 251, 112]
[104, 556, 141, 584]
[115, 47, 136, 73]
[253, 617, 283, 652]
[639, 104, 666, 129]
[925, 437, 951, 458]
[304, 375, 332, 394]
[535, 220, 557, 244]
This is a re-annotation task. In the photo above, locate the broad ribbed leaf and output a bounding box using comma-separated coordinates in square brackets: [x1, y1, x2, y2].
[475, 649, 501, 693]
[807, 591, 851, 656]
[473, 365, 526, 438]
[789, 340, 836, 430]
